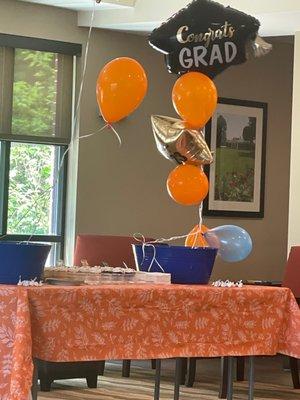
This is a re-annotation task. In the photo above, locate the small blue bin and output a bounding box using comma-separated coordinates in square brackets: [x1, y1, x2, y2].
[132, 244, 217, 284]
[0, 242, 51, 284]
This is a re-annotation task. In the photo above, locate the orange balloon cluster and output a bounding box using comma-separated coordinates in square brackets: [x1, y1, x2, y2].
[96, 59, 216, 248]
[172, 72, 217, 129]
[166, 72, 217, 208]
[96, 57, 148, 124]
[167, 164, 208, 206]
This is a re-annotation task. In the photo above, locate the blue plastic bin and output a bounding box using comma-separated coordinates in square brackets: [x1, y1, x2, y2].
[0, 242, 51, 284]
[132, 244, 217, 284]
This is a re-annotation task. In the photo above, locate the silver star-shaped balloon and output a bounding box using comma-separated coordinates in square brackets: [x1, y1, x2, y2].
[151, 115, 213, 165]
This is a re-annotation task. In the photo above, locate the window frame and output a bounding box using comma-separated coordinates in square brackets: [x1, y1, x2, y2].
[0, 34, 81, 261]
[0, 140, 68, 261]
[0, 47, 74, 144]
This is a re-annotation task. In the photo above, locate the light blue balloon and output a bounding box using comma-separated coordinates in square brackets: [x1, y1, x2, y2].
[204, 225, 252, 262]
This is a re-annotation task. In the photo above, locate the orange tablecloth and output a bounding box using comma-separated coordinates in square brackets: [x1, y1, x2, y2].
[0, 284, 300, 400]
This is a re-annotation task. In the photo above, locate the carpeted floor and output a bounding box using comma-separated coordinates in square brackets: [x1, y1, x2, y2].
[38, 356, 300, 400]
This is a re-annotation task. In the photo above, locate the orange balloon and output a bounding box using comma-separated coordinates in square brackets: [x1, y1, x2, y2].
[167, 164, 209, 206]
[172, 72, 217, 129]
[185, 224, 209, 247]
[96, 57, 148, 124]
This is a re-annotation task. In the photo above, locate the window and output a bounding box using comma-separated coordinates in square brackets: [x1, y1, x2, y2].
[0, 35, 81, 264]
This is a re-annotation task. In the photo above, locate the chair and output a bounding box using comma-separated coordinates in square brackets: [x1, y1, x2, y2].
[231, 247, 300, 391]
[282, 246, 300, 388]
[73, 234, 141, 268]
[185, 357, 245, 398]
[185, 246, 300, 395]
[75, 234, 155, 378]
[38, 234, 150, 391]
[282, 246, 300, 299]
[37, 360, 105, 391]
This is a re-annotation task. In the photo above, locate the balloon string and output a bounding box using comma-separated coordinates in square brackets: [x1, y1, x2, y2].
[0, 1, 124, 243]
[56, 0, 98, 180]
[0, 2, 98, 242]
[79, 124, 108, 140]
[108, 124, 122, 147]
[0, 124, 111, 243]
[134, 203, 206, 247]
[55, 0, 99, 179]
[133, 198, 206, 265]
[24, 194, 49, 244]
[190, 164, 205, 249]
[73, 1, 96, 131]
[134, 232, 190, 245]
[133, 234, 165, 273]
[24, 128, 115, 245]
[191, 201, 203, 249]
[147, 244, 165, 273]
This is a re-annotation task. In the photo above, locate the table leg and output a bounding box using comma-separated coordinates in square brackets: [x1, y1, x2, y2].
[289, 357, 300, 388]
[227, 357, 234, 400]
[181, 358, 187, 385]
[186, 357, 197, 387]
[219, 357, 228, 399]
[31, 359, 38, 400]
[236, 356, 245, 381]
[151, 359, 157, 369]
[154, 359, 161, 400]
[248, 356, 255, 400]
[174, 358, 182, 400]
[122, 359, 131, 377]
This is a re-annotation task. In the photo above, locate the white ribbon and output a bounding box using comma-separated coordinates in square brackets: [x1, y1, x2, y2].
[133, 234, 165, 273]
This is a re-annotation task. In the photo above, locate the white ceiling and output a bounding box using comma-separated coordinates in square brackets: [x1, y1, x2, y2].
[20, 0, 135, 11]
[20, 0, 300, 36]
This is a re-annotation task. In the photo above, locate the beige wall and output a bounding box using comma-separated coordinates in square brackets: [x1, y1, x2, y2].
[0, 0, 83, 43]
[212, 40, 293, 280]
[77, 33, 293, 281]
[288, 32, 300, 251]
[1, 1, 294, 281]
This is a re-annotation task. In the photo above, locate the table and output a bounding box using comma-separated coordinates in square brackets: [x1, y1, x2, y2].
[0, 284, 299, 400]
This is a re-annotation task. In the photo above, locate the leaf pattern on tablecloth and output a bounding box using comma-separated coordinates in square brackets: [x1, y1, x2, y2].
[40, 285, 300, 361]
[0, 326, 14, 347]
[1, 354, 12, 377]
[0, 284, 300, 399]
[0, 287, 32, 400]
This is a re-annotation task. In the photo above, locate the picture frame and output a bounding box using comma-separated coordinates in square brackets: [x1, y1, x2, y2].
[203, 98, 267, 218]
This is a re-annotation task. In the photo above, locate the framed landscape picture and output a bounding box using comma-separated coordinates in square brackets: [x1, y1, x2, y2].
[203, 98, 267, 218]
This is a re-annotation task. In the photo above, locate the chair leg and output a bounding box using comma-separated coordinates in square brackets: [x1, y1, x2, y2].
[122, 359, 131, 377]
[154, 359, 161, 400]
[174, 358, 182, 400]
[86, 373, 98, 388]
[151, 359, 157, 369]
[219, 357, 228, 399]
[236, 356, 245, 381]
[186, 358, 197, 387]
[226, 357, 234, 400]
[289, 357, 300, 389]
[99, 360, 105, 376]
[181, 358, 187, 385]
[39, 377, 53, 392]
[31, 360, 38, 400]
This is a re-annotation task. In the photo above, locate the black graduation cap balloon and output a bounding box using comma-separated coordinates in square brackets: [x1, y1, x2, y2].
[149, 0, 271, 78]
